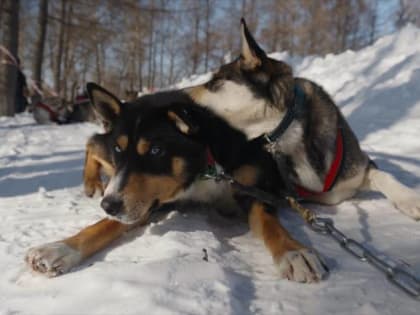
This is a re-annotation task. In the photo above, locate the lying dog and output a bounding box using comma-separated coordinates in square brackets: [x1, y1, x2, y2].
[184, 19, 420, 220]
[25, 83, 328, 282]
[25, 19, 418, 282]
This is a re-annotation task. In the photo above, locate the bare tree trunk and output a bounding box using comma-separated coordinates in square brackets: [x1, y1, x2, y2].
[62, 1, 73, 100]
[0, 0, 6, 28]
[191, 11, 200, 74]
[54, 0, 67, 94]
[396, 0, 407, 28]
[137, 46, 143, 91]
[369, 0, 377, 44]
[33, 0, 48, 87]
[147, 9, 155, 89]
[204, 0, 210, 72]
[95, 43, 102, 84]
[0, 0, 19, 117]
[159, 32, 164, 87]
[168, 25, 175, 85]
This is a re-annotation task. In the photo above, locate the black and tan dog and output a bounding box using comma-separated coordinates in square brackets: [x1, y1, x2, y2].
[184, 19, 420, 220]
[25, 19, 419, 282]
[25, 83, 328, 282]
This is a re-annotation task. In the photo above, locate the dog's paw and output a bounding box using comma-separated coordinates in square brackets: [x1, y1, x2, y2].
[394, 197, 420, 221]
[84, 179, 104, 197]
[275, 248, 329, 283]
[25, 242, 82, 277]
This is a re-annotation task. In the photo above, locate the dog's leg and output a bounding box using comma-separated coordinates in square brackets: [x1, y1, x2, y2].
[84, 146, 103, 197]
[363, 165, 420, 220]
[84, 134, 113, 197]
[233, 164, 328, 282]
[25, 218, 129, 277]
[248, 201, 328, 282]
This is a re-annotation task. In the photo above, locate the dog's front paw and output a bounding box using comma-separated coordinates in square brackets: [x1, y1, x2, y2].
[84, 178, 104, 197]
[25, 242, 82, 277]
[275, 248, 328, 283]
[394, 197, 420, 221]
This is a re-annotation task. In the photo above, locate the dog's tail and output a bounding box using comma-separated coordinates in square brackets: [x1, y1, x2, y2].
[362, 159, 420, 220]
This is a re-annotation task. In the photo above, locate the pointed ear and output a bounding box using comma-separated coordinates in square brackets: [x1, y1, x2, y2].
[240, 18, 266, 70]
[86, 82, 122, 127]
[167, 107, 199, 135]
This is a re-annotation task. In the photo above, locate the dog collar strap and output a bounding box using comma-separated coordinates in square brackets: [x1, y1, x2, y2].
[296, 128, 344, 197]
[263, 84, 306, 143]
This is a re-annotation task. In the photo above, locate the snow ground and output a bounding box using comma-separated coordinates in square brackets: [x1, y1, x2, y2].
[1, 25, 420, 315]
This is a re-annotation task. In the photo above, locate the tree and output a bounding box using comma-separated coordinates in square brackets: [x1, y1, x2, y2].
[0, 0, 20, 116]
[368, 0, 378, 45]
[54, 0, 67, 95]
[6, 0, 402, 108]
[33, 0, 49, 89]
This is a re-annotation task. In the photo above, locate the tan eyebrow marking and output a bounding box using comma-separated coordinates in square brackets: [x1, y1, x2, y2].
[172, 157, 185, 177]
[116, 135, 128, 151]
[137, 138, 150, 155]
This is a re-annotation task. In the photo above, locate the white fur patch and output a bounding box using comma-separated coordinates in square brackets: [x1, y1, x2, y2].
[25, 242, 82, 277]
[174, 178, 234, 206]
[104, 171, 124, 197]
[276, 248, 328, 283]
[294, 155, 324, 192]
[365, 168, 420, 220]
[275, 120, 304, 154]
[273, 121, 324, 192]
[198, 81, 283, 139]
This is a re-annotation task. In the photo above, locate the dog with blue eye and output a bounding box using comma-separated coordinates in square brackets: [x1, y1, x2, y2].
[25, 82, 328, 282]
[25, 19, 420, 282]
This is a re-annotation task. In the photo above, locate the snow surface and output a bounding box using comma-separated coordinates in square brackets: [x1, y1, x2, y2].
[1, 25, 420, 315]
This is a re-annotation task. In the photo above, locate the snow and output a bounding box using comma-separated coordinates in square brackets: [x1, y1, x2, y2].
[1, 25, 420, 314]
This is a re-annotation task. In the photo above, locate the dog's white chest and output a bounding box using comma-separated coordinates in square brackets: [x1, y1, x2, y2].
[176, 178, 234, 205]
[268, 121, 324, 192]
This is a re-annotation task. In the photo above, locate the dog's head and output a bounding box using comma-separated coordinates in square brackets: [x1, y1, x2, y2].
[186, 19, 294, 137]
[87, 83, 206, 224]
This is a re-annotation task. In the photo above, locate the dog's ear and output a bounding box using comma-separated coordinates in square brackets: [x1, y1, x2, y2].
[167, 106, 199, 135]
[86, 82, 122, 128]
[240, 18, 266, 70]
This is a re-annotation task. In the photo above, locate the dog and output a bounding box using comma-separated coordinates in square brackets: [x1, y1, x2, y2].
[25, 83, 328, 282]
[25, 18, 419, 281]
[184, 19, 420, 221]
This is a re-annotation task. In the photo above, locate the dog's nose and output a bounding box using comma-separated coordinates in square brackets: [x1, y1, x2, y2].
[100, 196, 123, 216]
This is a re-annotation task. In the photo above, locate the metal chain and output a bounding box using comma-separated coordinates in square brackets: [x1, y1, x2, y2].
[308, 215, 420, 298]
[205, 172, 420, 298]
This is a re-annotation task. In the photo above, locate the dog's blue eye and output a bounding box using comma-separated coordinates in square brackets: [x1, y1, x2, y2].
[114, 145, 122, 153]
[150, 145, 163, 156]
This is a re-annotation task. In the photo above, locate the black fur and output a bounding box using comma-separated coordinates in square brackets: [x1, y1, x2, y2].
[87, 87, 289, 217]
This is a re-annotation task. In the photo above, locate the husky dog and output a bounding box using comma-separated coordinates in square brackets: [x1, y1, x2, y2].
[185, 19, 420, 221]
[24, 19, 418, 284]
[25, 84, 328, 282]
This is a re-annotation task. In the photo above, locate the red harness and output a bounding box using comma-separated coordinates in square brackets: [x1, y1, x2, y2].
[296, 129, 344, 198]
[206, 147, 216, 166]
[205, 129, 344, 198]
[35, 102, 59, 122]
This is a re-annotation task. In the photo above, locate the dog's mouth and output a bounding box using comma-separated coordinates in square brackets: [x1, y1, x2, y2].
[108, 199, 161, 225]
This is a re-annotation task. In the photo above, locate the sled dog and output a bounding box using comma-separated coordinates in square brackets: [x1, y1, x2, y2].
[185, 19, 420, 221]
[25, 83, 328, 282]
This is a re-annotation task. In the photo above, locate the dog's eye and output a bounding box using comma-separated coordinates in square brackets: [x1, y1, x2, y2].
[114, 145, 122, 153]
[150, 145, 164, 156]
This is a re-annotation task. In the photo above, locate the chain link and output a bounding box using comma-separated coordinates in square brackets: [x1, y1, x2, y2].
[202, 174, 420, 299]
[308, 214, 420, 299]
